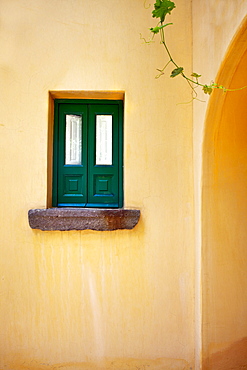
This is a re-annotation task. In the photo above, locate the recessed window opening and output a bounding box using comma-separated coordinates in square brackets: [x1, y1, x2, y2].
[51, 97, 123, 208]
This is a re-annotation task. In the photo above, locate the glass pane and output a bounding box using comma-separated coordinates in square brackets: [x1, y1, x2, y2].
[65, 115, 82, 165]
[96, 115, 112, 165]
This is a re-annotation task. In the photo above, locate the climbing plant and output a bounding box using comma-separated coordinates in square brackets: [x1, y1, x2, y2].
[143, 0, 245, 100]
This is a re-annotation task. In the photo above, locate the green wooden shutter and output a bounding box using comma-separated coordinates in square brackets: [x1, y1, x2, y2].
[53, 99, 123, 208]
[87, 103, 121, 207]
[54, 102, 88, 206]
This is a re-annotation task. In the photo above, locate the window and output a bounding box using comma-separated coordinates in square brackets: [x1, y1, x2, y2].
[28, 92, 140, 230]
[52, 99, 123, 208]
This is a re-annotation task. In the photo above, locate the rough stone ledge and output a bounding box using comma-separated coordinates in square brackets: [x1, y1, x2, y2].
[28, 208, 140, 231]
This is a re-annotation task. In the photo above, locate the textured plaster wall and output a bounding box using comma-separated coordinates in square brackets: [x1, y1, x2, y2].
[193, 0, 247, 369]
[202, 33, 247, 370]
[0, 1, 194, 369]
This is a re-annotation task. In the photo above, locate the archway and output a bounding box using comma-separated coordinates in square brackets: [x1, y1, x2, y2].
[202, 16, 247, 369]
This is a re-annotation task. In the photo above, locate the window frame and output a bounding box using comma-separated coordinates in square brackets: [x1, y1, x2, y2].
[51, 96, 123, 209]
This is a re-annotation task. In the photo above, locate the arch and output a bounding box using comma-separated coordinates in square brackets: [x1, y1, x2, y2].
[202, 15, 247, 369]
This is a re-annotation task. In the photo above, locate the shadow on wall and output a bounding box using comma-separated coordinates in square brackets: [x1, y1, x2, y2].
[203, 337, 247, 370]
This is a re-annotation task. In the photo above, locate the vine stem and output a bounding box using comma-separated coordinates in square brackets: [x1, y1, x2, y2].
[160, 24, 179, 68]
[160, 23, 203, 87]
[159, 21, 221, 92]
[149, 0, 247, 98]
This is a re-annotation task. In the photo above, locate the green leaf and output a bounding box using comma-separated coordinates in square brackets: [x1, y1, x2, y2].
[202, 85, 213, 95]
[150, 23, 173, 33]
[152, 0, 176, 22]
[150, 26, 161, 34]
[170, 67, 183, 78]
[191, 72, 201, 78]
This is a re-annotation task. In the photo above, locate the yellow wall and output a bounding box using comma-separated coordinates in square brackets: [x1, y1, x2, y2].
[192, 0, 247, 370]
[2, 1, 247, 369]
[202, 19, 247, 370]
[0, 1, 195, 369]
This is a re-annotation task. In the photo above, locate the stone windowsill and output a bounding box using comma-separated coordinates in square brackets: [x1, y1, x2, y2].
[28, 208, 140, 231]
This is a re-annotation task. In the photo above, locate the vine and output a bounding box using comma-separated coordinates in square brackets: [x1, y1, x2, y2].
[143, 0, 246, 100]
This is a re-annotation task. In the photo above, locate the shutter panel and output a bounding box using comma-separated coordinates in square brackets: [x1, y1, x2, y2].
[87, 104, 121, 207]
[57, 103, 88, 206]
